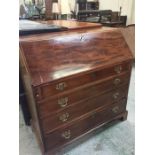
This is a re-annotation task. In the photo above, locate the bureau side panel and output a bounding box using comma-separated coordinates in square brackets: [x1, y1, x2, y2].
[19, 46, 45, 153]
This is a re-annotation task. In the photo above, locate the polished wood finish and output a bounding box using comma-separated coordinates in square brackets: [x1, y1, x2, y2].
[41, 84, 128, 134]
[34, 61, 131, 101]
[20, 28, 132, 86]
[19, 20, 133, 155]
[44, 102, 126, 150]
[38, 74, 130, 119]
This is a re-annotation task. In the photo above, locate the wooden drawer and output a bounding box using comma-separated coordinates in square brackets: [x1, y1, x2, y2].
[37, 72, 130, 118]
[33, 62, 131, 101]
[41, 86, 128, 134]
[44, 101, 126, 150]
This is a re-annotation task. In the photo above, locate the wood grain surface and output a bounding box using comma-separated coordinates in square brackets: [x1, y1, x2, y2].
[20, 28, 133, 87]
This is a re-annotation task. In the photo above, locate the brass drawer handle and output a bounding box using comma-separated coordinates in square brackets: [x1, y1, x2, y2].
[59, 112, 69, 122]
[112, 106, 120, 114]
[113, 92, 120, 99]
[114, 65, 122, 74]
[58, 97, 68, 108]
[56, 82, 67, 91]
[62, 130, 71, 139]
[113, 78, 121, 85]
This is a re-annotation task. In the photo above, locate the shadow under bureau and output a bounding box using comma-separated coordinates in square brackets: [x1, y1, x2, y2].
[19, 23, 133, 155]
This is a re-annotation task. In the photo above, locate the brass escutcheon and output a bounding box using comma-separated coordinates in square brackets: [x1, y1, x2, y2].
[58, 97, 68, 108]
[61, 130, 71, 139]
[59, 112, 69, 122]
[113, 92, 120, 99]
[114, 65, 122, 74]
[56, 82, 67, 91]
[113, 78, 121, 85]
[112, 106, 120, 114]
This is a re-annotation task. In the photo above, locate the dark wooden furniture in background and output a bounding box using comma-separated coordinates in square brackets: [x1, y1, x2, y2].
[20, 20, 133, 155]
[77, 10, 101, 22]
[77, 0, 100, 22]
[101, 11, 127, 27]
[77, 0, 99, 11]
[76, 0, 126, 26]
[45, 0, 53, 19]
[77, 9, 127, 26]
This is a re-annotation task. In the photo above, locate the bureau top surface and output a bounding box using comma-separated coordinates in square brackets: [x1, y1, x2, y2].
[20, 27, 133, 87]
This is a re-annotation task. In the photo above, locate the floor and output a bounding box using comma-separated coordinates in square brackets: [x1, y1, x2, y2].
[19, 66, 135, 155]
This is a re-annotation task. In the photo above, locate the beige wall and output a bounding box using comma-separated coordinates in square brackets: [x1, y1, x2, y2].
[99, 0, 119, 11]
[19, 0, 24, 6]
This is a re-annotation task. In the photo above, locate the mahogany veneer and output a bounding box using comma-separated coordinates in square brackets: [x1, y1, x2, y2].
[19, 21, 133, 155]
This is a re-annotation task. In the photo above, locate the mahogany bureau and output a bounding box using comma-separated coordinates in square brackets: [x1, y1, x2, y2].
[19, 22, 133, 155]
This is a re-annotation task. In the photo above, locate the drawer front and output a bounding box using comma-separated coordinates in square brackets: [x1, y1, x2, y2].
[44, 102, 126, 150]
[41, 86, 128, 134]
[34, 62, 131, 101]
[38, 72, 130, 118]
